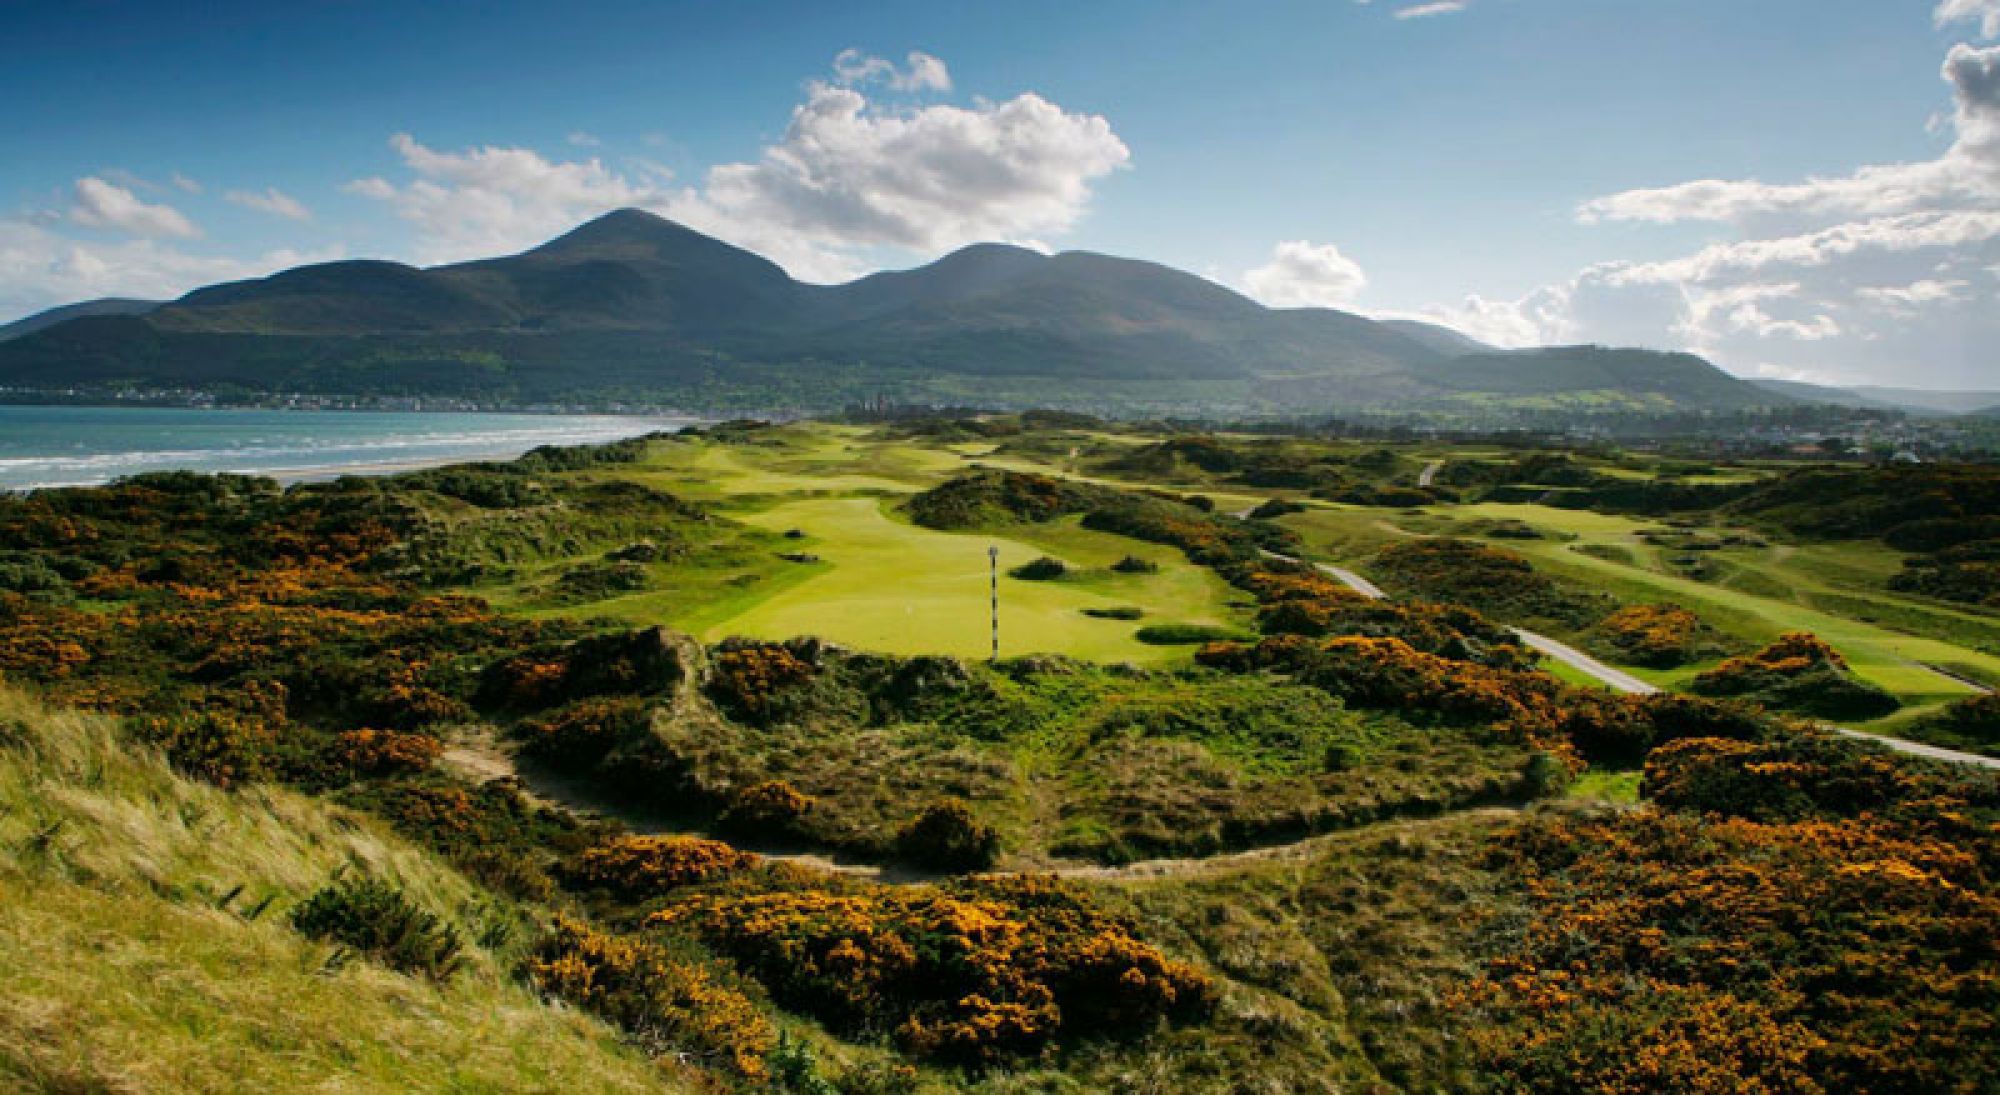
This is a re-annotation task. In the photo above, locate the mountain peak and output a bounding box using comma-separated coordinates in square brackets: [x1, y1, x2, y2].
[527, 207, 705, 256]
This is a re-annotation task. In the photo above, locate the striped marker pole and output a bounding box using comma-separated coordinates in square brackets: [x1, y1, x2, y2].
[989, 544, 1000, 663]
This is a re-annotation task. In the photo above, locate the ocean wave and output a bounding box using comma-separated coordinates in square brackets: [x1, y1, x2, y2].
[0, 412, 691, 490]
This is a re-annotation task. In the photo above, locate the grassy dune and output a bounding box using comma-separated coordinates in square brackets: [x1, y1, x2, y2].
[0, 687, 675, 1093]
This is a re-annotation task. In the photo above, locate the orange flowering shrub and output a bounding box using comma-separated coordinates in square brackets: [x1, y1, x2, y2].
[1459, 798, 2000, 1092]
[710, 643, 815, 718]
[1639, 730, 1996, 831]
[1590, 603, 1711, 668]
[717, 779, 816, 840]
[653, 874, 1214, 1065]
[527, 914, 773, 1079]
[1707, 630, 1849, 677]
[518, 696, 651, 770]
[332, 727, 444, 777]
[1204, 634, 1571, 748]
[137, 709, 279, 788]
[559, 835, 759, 900]
[1692, 632, 1900, 720]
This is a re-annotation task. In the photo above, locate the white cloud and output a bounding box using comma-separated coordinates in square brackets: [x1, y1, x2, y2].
[170, 172, 202, 194]
[1243, 240, 1368, 308]
[1938, 0, 2000, 39]
[346, 134, 667, 264]
[567, 131, 601, 147]
[1854, 277, 1971, 308]
[0, 218, 341, 322]
[67, 177, 200, 238]
[343, 177, 397, 201]
[226, 187, 312, 221]
[832, 49, 952, 93]
[347, 53, 1129, 281]
[668, 79, 1128, 269]
[1396, 1, 1468, 18]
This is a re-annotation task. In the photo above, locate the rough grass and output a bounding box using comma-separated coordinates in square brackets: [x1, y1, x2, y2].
[1112, 810, 1520, 1091]
[0, 686, 678, 1093]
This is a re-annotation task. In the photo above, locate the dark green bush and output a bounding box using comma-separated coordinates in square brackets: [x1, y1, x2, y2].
[1248, 499, 1305, 520]
[894, 800, 1001, 872]
[291, 877, 463, 979]
[1010, 556, 1069, 581]
[1133, 623, 1253, 645]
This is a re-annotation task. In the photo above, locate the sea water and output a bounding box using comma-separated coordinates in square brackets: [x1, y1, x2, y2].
[0, 405, 696, 491]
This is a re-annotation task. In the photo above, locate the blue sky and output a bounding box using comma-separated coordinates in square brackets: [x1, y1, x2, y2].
[4, 0, 1997, 387]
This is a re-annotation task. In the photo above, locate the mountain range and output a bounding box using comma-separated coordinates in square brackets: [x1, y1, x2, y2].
[0, 208, 1801, 415]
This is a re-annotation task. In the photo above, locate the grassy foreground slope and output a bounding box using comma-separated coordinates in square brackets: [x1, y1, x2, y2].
[0, 685, 673, 1093]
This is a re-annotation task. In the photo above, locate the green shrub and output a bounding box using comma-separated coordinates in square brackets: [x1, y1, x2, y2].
[1134, 623, 1253, 646]
[137, 710, 276, 789]
[1110, 554, 1159, 574]
[718, 780, 817, 840]
[1691, 633, 1900, 721]
[1905, 693, 2000, 757]
[894, 800, 1001, 872]
[291, 877, 463, 979]
[1522, 751, 1572, 797]
[1083, 605, 1144, 620]
[1010, 556, 1069, 581]
[1248, 499, 1306, 520]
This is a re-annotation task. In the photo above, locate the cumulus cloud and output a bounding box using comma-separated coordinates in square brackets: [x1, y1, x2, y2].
[1938, 0, 2000, 39]
[669, 80, 1128, 266]
[0, 218, 340, 322]
[832, 49, 952, 92]
[347, 53, 1128, 280]
[1243, 240, 1368, 308]
[226, 187, 312, 221]
[67, 177, 200, 238]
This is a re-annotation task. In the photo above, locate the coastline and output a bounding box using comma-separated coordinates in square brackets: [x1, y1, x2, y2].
[0, 406, 702, 492]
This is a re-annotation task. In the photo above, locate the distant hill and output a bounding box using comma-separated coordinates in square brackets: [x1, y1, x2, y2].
[1849, 386, 2000, 416]
[0, 208, 1788, 415]
[1380, 319, 1495, 358]
[1415, 346, 1783, 410]
[0, 298, 158, 341]
[1748, 378, 1904, 411]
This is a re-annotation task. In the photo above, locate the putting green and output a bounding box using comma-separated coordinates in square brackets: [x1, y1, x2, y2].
[704, 496, 1246, 663]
